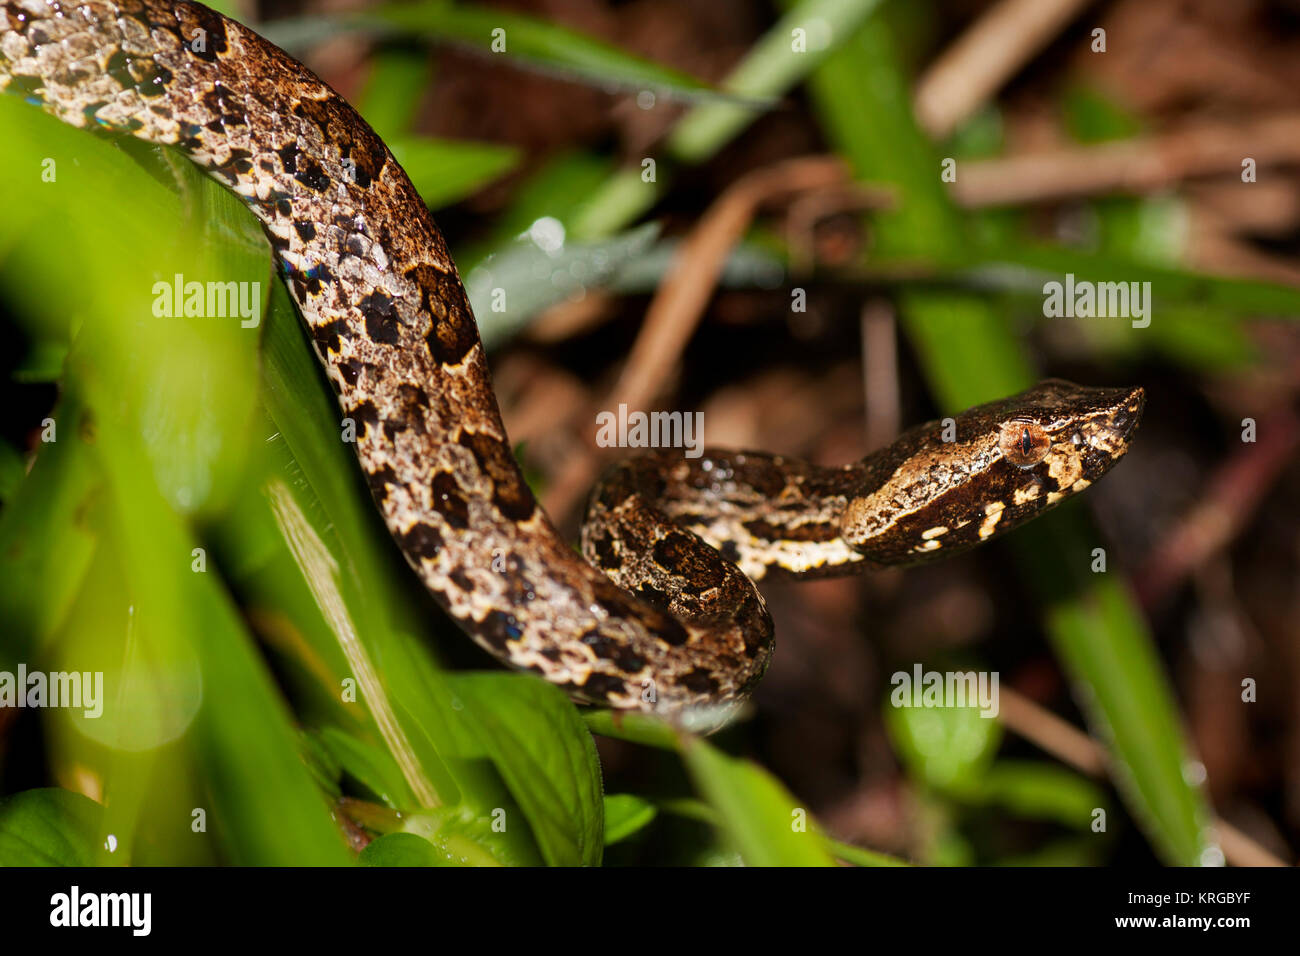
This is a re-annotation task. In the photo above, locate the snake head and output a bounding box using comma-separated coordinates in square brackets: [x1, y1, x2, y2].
[992, 378, 1145, 476]
[840, 379, 1145, 565]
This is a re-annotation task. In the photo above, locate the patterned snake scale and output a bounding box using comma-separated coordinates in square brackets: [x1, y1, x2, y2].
[0, 0, 1145, 718]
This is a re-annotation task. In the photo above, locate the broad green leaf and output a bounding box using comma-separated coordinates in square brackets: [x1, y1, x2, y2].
[1014, 525, 1215, 865]
[317, 727, 418, 810]
[659, 795, 906, 865]
[603, 794, 657, 845]
[583, 709, 680, 750]
[396, 806, 524, 866]
[885, 702, 1002, 794]
[360, 832, 449, 866]
[0, 789, 104, 866]
[351, 803, 520, 866]
[680, 737, 835, 867]
[448, 673, 604, 866]
[0, 99, 264, 521]
[0, 96, 355, 866]
[85, 396, 354, 865]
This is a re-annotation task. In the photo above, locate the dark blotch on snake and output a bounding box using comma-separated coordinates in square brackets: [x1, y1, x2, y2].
[457, 430, 536, 523]
[652, 533, 726, 590]
[338, 361, 364, 387]
[581, 632, 646, 674]
[360, 292, 401, 345]
[635, 583, 671, 609]
[275, 142, 298, 174]
[347, 399, 380, 436]
[680, 668, 720, 695]
[588, 530, 617, 570]
[310, 319, 348, 354]
[408, 264, 478, 366]
[174, 3, 229, 62]
[479, 610, 524, 652]
[364, 464, 398, 497]
[294, 157, 330, 192]
[400, 522, 443, 559]
[582, 673, 629, 700]
[431, 471, 470, 530]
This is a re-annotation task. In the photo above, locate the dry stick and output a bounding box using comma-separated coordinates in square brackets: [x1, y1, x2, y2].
[1189, 227, 1300, 287]
[860, 300, 900, 454]
[527, 291, 617, 344]
[1135, 404, 1300, 610]
[606, 156, 854, 415]
[1189, 180, 1300, 238]
[951, 114, 1300, 207]
[655, 116, 1300, 223]
[915, 0, 1097, 139]
[998, 686, 1289, 866]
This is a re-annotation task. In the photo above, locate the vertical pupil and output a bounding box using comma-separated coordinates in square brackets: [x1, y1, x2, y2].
[1020, 428, 1032, 455]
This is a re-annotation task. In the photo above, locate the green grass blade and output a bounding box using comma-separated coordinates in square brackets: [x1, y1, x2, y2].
[571, 0, 886, 239]
[666, 0, 885, 164]
[265, 1, 719, 103]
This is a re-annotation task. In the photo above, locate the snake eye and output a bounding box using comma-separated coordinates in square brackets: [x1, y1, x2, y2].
[999, 420, 1050, 468]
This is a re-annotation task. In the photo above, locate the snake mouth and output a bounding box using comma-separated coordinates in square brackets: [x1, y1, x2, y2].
[1097, 384, 1146, 455]
[1065, 384, 1145, 482]
[1108, 385, 1147, 442]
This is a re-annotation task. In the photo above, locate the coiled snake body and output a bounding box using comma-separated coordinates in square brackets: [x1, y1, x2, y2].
[0, 0, 1144, 715]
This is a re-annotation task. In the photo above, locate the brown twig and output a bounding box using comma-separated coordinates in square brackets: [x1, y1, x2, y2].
[950, 115, 1300, 207]
[998, 685, 1109, 776]
[860, 300, 899, 454]
[1188, 228, 1300, 288]
[915, 0, 1097, 138]
[605, 156, 862, 414]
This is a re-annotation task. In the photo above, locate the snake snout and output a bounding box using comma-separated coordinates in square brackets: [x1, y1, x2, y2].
[1109, 385, 1146, 439]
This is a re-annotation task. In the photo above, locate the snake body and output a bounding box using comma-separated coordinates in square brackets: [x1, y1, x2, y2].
[0, 0, 1144, 715]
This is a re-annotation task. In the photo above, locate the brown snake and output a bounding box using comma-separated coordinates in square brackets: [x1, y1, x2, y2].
[0, 0, 1144, 717]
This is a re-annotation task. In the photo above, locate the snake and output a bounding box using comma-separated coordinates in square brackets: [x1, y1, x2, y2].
[0, 0, 1144, 717]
